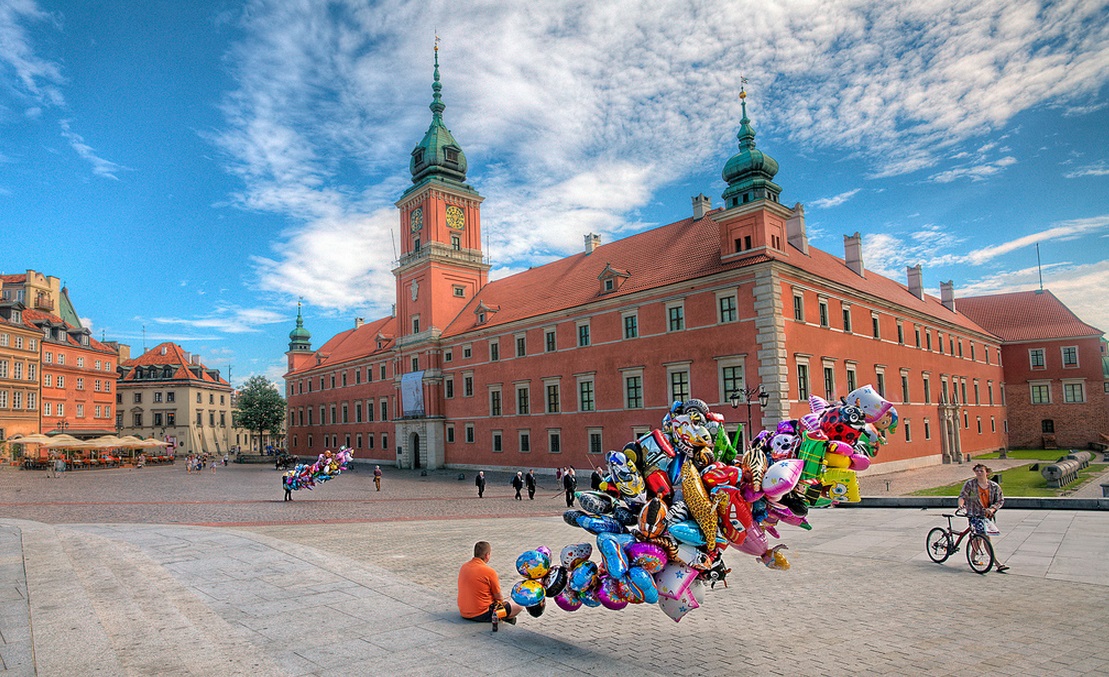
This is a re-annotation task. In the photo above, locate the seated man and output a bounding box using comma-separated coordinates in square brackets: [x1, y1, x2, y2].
[457, 541, 522, 625]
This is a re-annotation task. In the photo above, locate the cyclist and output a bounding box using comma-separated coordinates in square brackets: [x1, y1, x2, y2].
[957, 463, 1009, 573]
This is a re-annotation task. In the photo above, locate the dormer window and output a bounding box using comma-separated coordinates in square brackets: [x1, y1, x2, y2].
[478, 312, 486, 324]
[597, 263, 630, 295]
[604, 279, 615, 292]
[445, 147, 459, 164]
[413, 149, 424, 165]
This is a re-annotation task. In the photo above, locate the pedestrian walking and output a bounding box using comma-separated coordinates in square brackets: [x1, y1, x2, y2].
[283, 475, 293, 501]
[373, 465, 382, 491]
[563, 467, 577, 507]
[590, 466, 604, 491]
[525, 469, 537, 500]
[511, 472, 524, 500]
[475, 470, 486, 498]
[556, 467, 563, 483]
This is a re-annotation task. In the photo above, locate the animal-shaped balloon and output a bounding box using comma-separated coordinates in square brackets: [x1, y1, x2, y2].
[605, 450, 646, 504]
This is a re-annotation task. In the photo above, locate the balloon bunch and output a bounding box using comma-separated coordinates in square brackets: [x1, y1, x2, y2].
[282, 447, 353, 492]
[512, 385, 897, 622]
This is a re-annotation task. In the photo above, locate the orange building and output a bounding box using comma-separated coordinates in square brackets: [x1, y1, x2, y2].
[285, 57, 1008, 473]
[0, 298, 44, 456]
[960, 290, 1108, 449]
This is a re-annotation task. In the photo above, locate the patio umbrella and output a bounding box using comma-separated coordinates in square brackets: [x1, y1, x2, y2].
[90, 435, 124, 448]
[42, 434, 84, 448]
[7, 434, 52, 461]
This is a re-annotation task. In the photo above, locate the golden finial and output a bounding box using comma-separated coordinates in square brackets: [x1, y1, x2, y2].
[739, 76, 748, 100]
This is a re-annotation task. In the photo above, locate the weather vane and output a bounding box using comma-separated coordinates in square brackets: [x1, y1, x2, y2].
[740, 75, 748, 99]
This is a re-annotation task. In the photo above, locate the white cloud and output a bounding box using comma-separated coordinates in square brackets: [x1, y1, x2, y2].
[58, 119, 128, 180]
[960, 259, 1109, 334]
[1064, 161, 1109, 178]
[962, 214, 1109, 265]
[150, 305, 290, 335]
[212, 0, 1109, 312]
[0, 1, 64, 107]
[810, 189, 860, 209]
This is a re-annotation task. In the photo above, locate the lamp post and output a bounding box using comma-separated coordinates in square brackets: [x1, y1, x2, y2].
[729, 384, 769, 451]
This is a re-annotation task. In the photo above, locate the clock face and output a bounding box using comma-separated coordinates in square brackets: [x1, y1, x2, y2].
[446, 205, 465, 230]
[410, 207, 423, 233]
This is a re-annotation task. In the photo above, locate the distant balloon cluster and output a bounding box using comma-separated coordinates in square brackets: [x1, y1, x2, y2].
[282, 447, 353, 491]
[512, 386, 898, 621]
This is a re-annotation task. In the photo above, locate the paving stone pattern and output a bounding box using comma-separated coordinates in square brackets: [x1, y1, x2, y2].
[1, 462, 1108, 675]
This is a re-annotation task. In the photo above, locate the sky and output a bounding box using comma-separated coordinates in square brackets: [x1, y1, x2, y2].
[1, 0, 1107, 386]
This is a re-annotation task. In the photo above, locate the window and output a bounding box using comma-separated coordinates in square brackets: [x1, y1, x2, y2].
[623, 313, 638, 339]
[197, 392, 203, 403]
[667, 303, 685, 331]
[0, 334, 6, 347]
[516, 334, 527, 357]
[13, 363, 22, 380]
[578, 379, 595, 412]
[492, 431, 502, 453]
[76, 356, 84, 367]
[355, 401, 363, 423]
[900, 372, 911, 404]
[44, 401, 51, 416]
[0, 361, 7, 378]
[446, 426, 455, 443]
[462, 345, 472, 359]
[973, 381, 980, 405]
[367, 433, 375, 449]
[342, 403, 349, 424]
[923, 375, 931, 404]
[12, 392, 23, 409]
[721, 364, 744, 403]
[548, 430, 561, 453]
[490, 387, 502, 416]
[134, 392, 143, 404]
[938, 333, 944, 354]
[1062, 346, 1079, 368]
[490, 341, 499, 361]
[451, 235, 461, 251]
[926, 331, 932, 351]
[588, 430, 603, 455]
[545, 329, 557, 352]
[577, 323, 590, 347]
[154, 392, 162, 403]
[924, 418, 931, 440]
[382, 433, 388, 450]
[445, 378, 455, 399]
[56, 375, 64, 388]
[366, 403, 374, 422]
[519, 431, 530, 453]
[842, 306, 852, 333]
[380, 365, 387, 380]
[897, 322, 904, 345]
[546, 383, 560, 413]
[153, 412, 163, 426]
[465, 424, 474, 443]
[846, 365, 857, 393]
[516, 385, 530, 415]
[1030, 383, 1050, 404]
[904, 420, 912, 442]
[976, 417, 982, 434]
[797, 363, 810, 400]
[134, 412, 143, 427]
[872, 314, 880, 339]
[380, 399, 388, 420]
[44, 374, 52, 387]
[988, 381, 994, 405]
[1042, 419, 1054, 434]
[818, 300, 829, 327]
[719, 295, 737, 323]
[166, 391, 174, 403]
[960, 380, 967, 405]
[625, 374, 643, 409]
[444, 351, 452, 363]
[463, 374, 473, 397]
[27, 363, 35, 381]
[823, 365, 835, 399]
[1063, 382, 1085, 403]
[958, 340, 964, 358]
[669, 369, 690, 403]
[793, 293, 804, 321]
[915, 327, 921, 348]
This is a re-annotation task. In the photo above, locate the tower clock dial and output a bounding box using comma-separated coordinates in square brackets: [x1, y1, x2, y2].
[445, 205, 465, 230]
[410, 207, 423, 233]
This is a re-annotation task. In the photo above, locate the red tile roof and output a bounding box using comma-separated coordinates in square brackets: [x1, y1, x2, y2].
[958, 290, 1103, 342]
[289, 316, 396, 374]
[121, 342, 229, 384]
[0, 274, 27, 284]
[441, 209, 994, 338]
[22, 307, 117, 355]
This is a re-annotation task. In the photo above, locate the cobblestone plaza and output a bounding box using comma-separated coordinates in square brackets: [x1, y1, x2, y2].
[2, 463, 1108, 675]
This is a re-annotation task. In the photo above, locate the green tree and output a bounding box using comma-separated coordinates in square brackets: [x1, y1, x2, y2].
[234, 375, 286, 453]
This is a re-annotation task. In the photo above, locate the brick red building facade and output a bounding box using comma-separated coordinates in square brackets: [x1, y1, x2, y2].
[285, 61, 1008, 472]
[959, 290, 1108, 449]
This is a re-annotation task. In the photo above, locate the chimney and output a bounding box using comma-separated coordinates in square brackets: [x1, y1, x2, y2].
[692, 194, 711, 221]
[182, 351, 191, 364]
[786, 202, 809, 254]
[940, 280, 956, 312]
[191, 354, 201, 366]
[584, 233, 601, 254]
[844, 232, 864, 277]
[354, 317, 364, 329]
[907, 264, 924, 300]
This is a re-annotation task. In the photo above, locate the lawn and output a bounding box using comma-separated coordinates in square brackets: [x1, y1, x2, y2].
[912, 463, 1109, 497]
[974, 449, 1097, 461]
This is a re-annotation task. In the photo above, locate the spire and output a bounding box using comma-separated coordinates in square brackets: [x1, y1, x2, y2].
[409, 39, 468, 185]
[721, 83, 782, 209]
[288, 299, 312, 352]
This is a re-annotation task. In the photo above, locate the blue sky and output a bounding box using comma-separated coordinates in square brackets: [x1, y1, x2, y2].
[2, 0, 1106, 386]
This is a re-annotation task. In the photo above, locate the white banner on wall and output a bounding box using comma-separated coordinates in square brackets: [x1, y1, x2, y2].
[401, 371, 425, 417]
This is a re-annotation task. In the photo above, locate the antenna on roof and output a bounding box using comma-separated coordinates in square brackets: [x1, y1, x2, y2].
[142, 324, 147, 352]
[391, 228, 398, 264]
[1035, 242, 1044, 294]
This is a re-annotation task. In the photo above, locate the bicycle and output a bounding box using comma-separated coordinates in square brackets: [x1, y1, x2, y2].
[925, 508, 995, 574]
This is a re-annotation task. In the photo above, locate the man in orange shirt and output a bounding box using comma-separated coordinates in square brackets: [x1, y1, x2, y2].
[457, 541, 521, 625]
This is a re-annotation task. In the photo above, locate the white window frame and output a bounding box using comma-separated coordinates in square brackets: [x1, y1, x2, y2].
[1061, 379, 1085, 403]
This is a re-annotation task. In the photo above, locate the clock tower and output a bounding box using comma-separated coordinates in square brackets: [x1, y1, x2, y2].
[392, 44, 488, 468]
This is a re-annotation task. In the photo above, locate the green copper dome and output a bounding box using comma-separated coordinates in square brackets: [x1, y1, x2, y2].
[721, 91, 782, 208]
[288, 302, 311, 351]
[410, 45, 467, 184]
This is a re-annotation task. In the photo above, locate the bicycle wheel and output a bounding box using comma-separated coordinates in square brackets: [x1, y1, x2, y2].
[966, 534, 995, 574]
[926, 527, 953, 563]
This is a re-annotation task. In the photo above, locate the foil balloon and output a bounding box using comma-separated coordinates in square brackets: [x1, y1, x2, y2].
[624, 541, 668, 573]
[511, 579, 545, 607]
[700, 462, 739, 489]
[761, 459, 804, 500]
[606, 450, 646, 504]
[560, 543, 593, 570]
[515, 549, 552, 579]
[626, 566, 660, 604]
[554, 589, 582, 612]
[714, 485, 752, 546]
[637, 498, 668, 538]
[574, 513, 627, 535]
[597, 532, 630, 580]
[668, 520, 708, 546]
[578, 587, 602, 608]
[575, 490, 617, 516]
[680, 458, 720, 553]
[543, 565, 568, 598]
[526, 598, 546, 618]
[597, 577, 629, 610]
[568, 560, 600, 593]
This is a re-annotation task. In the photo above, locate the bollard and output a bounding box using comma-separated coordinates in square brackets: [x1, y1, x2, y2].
[885, 481, 891, 492]
[1102, 482, 1109, 498]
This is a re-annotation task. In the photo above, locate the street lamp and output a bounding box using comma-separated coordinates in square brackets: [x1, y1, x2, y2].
[729, 384, 769, 450]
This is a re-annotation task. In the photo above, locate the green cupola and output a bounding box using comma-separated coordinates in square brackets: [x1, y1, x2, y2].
[721, 88, 782, 209]
[288, 301, 312, 352]
[410, 44, 468, 184]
